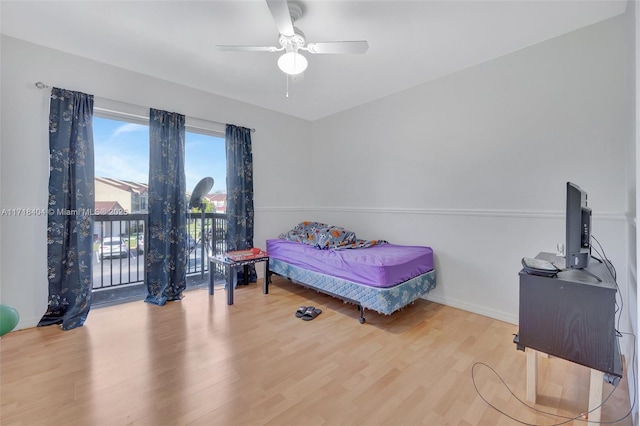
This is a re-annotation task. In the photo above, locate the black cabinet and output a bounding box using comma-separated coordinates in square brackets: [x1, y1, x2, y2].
[517, 252, 622, 377]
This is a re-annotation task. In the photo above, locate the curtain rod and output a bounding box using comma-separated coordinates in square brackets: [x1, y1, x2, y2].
[35, 82, 256, 133]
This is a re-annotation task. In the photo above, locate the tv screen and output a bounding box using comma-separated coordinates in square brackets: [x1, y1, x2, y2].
[565, 182, 591, 269]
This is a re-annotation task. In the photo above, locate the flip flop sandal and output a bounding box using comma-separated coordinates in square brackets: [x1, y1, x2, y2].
[301, 307, 322, 321]
[295, 306, 311, 318]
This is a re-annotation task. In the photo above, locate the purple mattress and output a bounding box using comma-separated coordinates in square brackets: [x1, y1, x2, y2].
[266, 239, 434, 288]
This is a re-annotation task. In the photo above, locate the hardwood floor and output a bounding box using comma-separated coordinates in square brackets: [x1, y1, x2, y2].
[1, 276, 632, 425]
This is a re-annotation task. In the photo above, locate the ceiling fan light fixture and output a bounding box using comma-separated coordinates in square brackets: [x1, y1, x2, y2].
[277, 51, 307, 75]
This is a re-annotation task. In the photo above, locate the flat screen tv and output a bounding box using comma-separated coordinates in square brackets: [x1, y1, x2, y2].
[565, 182, 591, 269]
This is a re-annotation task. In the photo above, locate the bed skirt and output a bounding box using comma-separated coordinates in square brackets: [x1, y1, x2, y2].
[268, 258, 436, 316]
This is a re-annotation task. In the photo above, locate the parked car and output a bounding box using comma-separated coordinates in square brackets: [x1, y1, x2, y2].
[99, 237, 129, 259]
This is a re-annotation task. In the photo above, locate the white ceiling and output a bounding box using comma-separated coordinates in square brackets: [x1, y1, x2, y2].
[1, 1, 628, 121]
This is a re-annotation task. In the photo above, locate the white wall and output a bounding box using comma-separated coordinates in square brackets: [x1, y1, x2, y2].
[308, 10, 637, 414]
[0, 36, 313, 329]
[309, 13, 633, 326]
[633, 0, 640, 422]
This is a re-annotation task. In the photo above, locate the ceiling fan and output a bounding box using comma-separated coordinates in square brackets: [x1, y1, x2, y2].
[216, 0, 369, 76]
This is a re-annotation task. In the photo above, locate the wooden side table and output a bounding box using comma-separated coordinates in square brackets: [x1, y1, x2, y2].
[209, 253, 269, 305]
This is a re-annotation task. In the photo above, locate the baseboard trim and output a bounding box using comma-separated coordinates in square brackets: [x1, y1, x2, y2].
[424, 294, 518, 326]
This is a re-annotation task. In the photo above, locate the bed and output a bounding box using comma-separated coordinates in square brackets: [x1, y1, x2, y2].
[265, 223, 436, 323]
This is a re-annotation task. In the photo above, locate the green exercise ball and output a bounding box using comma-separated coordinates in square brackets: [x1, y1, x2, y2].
[0, 304, 19, 336]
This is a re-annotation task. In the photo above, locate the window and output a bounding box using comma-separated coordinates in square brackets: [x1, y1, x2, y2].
[185, 130, 226, 212]
[91, 112, 227, 291]
[93, 115, 226, 214]
[94, 116, 149, 213]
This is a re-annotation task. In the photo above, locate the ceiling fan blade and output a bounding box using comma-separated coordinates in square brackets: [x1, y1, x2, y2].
[306, 41, 369, 54]
[216, 45, 281, 53]
[266, 0, 294, 37]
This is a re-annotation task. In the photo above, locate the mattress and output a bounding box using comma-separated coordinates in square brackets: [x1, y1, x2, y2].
[266, 238, 434, 288]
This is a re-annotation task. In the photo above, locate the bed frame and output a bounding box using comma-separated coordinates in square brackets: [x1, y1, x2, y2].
[266, 258, 436, 324]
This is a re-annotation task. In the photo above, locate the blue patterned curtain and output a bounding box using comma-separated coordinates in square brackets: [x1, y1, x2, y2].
[145, 109, 187, 305]
[225, 125, 257, 282]
[38, 88, 94, 330]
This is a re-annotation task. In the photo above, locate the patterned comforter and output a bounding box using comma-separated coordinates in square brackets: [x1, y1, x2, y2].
[279, 221, 388, 250]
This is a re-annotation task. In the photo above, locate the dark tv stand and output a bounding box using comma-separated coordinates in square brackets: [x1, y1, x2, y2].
[514, 252, 621, 423]
[570, 265, 603, 282]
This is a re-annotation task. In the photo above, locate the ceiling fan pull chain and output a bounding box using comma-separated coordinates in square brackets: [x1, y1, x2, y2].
[286, 74, 289, 98]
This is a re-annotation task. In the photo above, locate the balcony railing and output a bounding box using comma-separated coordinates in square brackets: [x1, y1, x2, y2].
[93, 213, 147, 290]
[185, 212, 228, 278]
[92, 212, 227, 300]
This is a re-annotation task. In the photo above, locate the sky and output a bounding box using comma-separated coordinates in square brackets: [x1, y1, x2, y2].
[93, 116, 227, 194]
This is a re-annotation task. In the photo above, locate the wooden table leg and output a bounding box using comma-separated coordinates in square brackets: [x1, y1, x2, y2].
[524, 348, 604, 421]
[263, 261, 269, 294]
[208, 258, 214, 295]
[227, 265, 235, 305]
[526, 348, 538, 403]
[588, 369, 604, 423]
